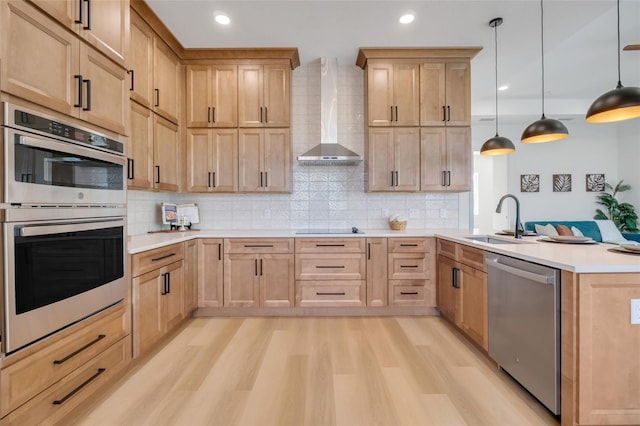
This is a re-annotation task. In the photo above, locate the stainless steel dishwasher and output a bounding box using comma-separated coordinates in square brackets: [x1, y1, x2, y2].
[485, 252, 561, 415]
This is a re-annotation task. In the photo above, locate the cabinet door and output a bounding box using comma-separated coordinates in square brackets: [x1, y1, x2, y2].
[133, 268, 164, 357]
[260, 254, 294, 307]
[367, 63, 393, 126]
[198, 239, 224, 308]
[263, 64, 289, 127]
[446, 127, 471, 191]
[1, 1, 79, 118]
[80, 0, 127, 67]
[393, 63, 420, 126]
[212, 65, 238, 127]
[153, 114, 179, 191]
[263, 129, 290, 192]
[224, 254, 259, 307]
[437, 255, 461, 324]
[420, 127, 447, 191]
[445, 63, 471, 126]
[459, 263, 488, 350]
[78, 43, 127, 135]
[393, 127, 420, 191]
[238, 64, 263, 127]
[28, 0, 75, 28]
[184, 240, 198, 314]
[129, 11, 154, 108]
[367, 127, 394, 191]
[153, 38, 179, 124]
[238, 129, 263, 192]
[211, 129, 239, 192]
[420, 63, 446, 126]
[186, 128, 213, 192]
[163, 260, 185, 331]
[366, 238, 388, 307]
[185, 65, 211, 128]
[129, 101, 153, 189]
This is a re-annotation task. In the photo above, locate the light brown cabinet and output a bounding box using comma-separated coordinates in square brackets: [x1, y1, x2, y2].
[186, 128, 238, 192]
[420, 62, 471, 127]
[128, 101, 153, 189]
[420, 127, 471, 192]
[366, 127, 420, 192]
[197, 239, 224, 308]
[184, 239, 198, 315]
[238, 63, 290, 127]
[223, 238, 294, 308]
[366, 238, 388, 307]
[153, 38, 180, 125]
[186, 64, 237, 128]
[1, 0, 127, 135]
[388, 238, 435, 307]
[129, 9, 154, 108]
[238, 128, 290, 192]
[366, 62, 420, 127]
[152, 113, 180, 191]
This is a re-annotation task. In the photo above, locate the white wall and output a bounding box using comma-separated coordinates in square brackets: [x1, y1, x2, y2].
[617, 119, 640, 211]
[127, 62, 463, 236]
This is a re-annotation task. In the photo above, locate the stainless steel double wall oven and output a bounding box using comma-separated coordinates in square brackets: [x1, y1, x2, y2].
[1, 102, 127, 354]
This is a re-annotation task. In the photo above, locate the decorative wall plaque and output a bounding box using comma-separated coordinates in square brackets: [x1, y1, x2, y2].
[520, 174, 540, 192]
[586, 174, 605, 192]
[553, 174, 572, 192]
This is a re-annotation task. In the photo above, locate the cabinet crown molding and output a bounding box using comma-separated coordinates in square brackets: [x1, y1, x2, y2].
[356, 47, 482, 69]
[182, 48, 300, 69]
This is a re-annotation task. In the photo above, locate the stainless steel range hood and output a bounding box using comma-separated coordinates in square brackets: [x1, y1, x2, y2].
[297, 58, 362, 166]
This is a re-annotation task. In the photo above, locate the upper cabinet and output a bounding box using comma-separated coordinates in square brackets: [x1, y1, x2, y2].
[421, 62, 471, 127]
[129, 9, 154, 108]
[421, 127, 471, 192]
[29, 0, 128, 67]
[238, 63, 290, 128]
[366, 62, 419, 127]
[153, 38, 180, 125]
[186, 64, 237, 128]
[367, 127, 420, 192]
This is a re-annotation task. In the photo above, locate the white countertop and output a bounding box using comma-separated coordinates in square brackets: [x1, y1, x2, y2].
[127, 229, 640, 273]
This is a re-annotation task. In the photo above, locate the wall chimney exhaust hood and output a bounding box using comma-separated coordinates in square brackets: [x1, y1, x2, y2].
[297, 58, 362, 166]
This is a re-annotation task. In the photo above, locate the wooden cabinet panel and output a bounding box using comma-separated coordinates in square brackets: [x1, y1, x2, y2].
[186, 128, 210, 192]
[131, 243, 185, 277]
[393, 63, 420, 126]
[263, 64, 290, 127]
[238, 128, 263, 191]
[459, 263, 487, 350]
[367, 63, 393, 126]
[445, 127, 471, 191]
[393, 127, 420, 191]
[225, 238, 294, 254]
[186, 65, 237, 128]
[153, 114, 179, 191]
[457, 243, 485, 271]
[421, 62, 470, 127]
[185, 65, 210, 127]
[295, 238, 365, 254]
[224, 253, 260, 307]
[420, 127, 471, 192]
[366, 238, 388, 307]
[444, 63, 471, 126]
[128, 100, 153, 189]
[187, 128, 238, 192]
[295, 253, 365, 281]
[28, 0, 75, 28]
[367, 127, 394, 191]
[153, 38, 179, 124]
[366, 62, 418, 127]
[296, 281, 365, 307]
[437, 238, 457, 259]
[388, 237, 432, 253]
[238, 128, 290, 193]
[367, 127, 419, 192]
[437, 254, 461, 324]
[388, 252, 430, 280]
[163, 260, 185, 330]
[259, 254, 294, 307]
[237, 64, 263, 127]
[238, 63, 290, 128]
[419, 63, 446, 126]
[133, 268, 164, 356]
[129, 10, 153, 107]
[80, 0, 128, 67]
[197, 239, 224, 308]
[184, 240, 198, 314]
[389, 280, 430, 306]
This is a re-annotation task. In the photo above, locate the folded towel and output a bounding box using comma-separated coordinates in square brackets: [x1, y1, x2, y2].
[595, 220, 630, 244]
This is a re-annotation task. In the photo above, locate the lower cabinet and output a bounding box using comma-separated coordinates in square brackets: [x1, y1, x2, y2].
[131, 242, 186, 358]
[366, 238, 388, 306]
[388, 237, 435, 307]
[223, 238, 294, 307]
[198, 238, 224, 308]
[184, 239, 198, 314]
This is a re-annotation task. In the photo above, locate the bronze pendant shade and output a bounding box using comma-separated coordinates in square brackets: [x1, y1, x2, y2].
[586, 0, 640, 123]
[480, 17, 515, 156]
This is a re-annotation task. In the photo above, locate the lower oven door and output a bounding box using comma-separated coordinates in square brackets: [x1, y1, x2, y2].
[3, 214, 126, 353]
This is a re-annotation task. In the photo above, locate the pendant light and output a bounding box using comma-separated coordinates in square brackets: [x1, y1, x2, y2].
[586, 0, 640, 123]
[521, 0, 569, 143]
[481, 17, 515, 156]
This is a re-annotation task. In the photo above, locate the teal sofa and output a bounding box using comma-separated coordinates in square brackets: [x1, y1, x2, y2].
[524, 220, 640, 243]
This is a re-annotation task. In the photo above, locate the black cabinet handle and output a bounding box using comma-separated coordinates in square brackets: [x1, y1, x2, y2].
[155, 165, 160, 184]
[244, 244, 274, 248]
[74, 75, 83, 108]
[207, 107, 211, 123]
[53, 334, 106, 365]
[264, 107, 267, 123]
[394, 171, 399, 187]
[254, 259, 258, 276]
[442, 105, 446, 122]
[447, 105, 451, 122]
[161, 273, 167, 295]
[446, 171, 451, 187]
[260, 171, 264, 188]
[315, 265, 345, 269]
[395, 106, 398, 122]
[218, 243, 221, 261]
[127, 158, 134, 179]
[390, 105, 394, 122]
[452, 267, 460, 289]
[52, 368, 105, 406]
[264, 172, 268, 188]
[367, 243, 371, 260]
[83, 79, 91, 111]
[75, 0, 83, 24]
[212, 106, 216, 123]
[400, 291, 419, 295]
[441, 171, 446, 187]
[208, 172, 212, 188]
[317, 292, 346, 296]
[390, 171, 394, 187]
[167, 272, 171, 294]
[154, 88, 160, 107]
[315, 244, 345, 247]
[260, 106, 263, 123]
[400, 244, 418, 247]
[259, 259, 263, 276]
[128, 69, 134, 91]
[83, 0, 91, 29]
[212, 172, 216, 188]
[151, 253, 175, 262]
[400, 265, 419, 268]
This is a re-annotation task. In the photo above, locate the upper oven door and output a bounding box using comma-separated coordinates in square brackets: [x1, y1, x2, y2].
[4, 128, 126, 206]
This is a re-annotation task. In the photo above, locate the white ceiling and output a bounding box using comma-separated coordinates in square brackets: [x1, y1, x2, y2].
[147, 0, 640, 121]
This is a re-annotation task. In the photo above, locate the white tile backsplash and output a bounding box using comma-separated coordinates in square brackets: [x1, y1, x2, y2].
[127, 61, 461, 236]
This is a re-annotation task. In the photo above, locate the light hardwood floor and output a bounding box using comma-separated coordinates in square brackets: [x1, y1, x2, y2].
[74, 317, 560, 426]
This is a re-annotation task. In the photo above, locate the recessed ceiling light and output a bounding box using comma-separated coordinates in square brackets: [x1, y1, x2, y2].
[399, 13, 415, 24]
[498, 84, 509, 91]
[215, 13, 230, 25]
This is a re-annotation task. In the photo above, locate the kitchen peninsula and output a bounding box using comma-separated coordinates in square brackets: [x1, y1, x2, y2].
[129, 229, 640, 426]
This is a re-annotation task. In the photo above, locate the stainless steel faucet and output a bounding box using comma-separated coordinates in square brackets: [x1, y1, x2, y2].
[496, 194, 524, 239]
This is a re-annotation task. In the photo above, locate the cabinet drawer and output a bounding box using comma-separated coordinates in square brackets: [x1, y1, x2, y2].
[295, 253, 365, 280]
[224, 238, 293, 254]
[458, 244, 485, 271]
[437, 239, 457, 259]
[295, 281, 365, 307]
[0, 306, 127, 417]
[2, 337, 131, 425]
[388, 237, 432, 253]
[389, 280, 430, 306]
[388, 253, 430, 279]
[295, 238, 365, 254]
[131, 243, 185, 277]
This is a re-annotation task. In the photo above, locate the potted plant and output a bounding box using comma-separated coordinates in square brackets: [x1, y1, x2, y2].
[594, 180, 639, 233]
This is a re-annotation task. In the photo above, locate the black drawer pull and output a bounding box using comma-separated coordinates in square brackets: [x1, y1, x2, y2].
[400, 265, 419, 268]
[52, 368, 105, 405]
[315, 265, 345, 269]
[244, 244, 274, 248]
[53, 334, 106, 365]
[400, 291, 419, 295]
[316, 292, 346, 296]
[315, 244, 345, 247]
[400, 244, 419, 247]
[151, 253, 176, 262]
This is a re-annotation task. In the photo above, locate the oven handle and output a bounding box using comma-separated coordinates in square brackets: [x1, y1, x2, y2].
[19, 219, 124, 237]
[16, 134, 126, 166]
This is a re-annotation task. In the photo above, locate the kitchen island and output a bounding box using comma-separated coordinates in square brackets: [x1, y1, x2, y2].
[128, 229, 640, 426]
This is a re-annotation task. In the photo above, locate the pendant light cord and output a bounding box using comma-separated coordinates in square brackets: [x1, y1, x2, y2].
[494, 21, 499, 136]
[540, 0, 546, 118]
[616, 0, 622, 88]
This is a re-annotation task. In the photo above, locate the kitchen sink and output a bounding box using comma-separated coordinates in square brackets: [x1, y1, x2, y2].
[463, 235, 532, 245]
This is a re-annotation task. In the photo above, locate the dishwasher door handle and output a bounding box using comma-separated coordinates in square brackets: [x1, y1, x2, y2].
[486, 259, 554, 284]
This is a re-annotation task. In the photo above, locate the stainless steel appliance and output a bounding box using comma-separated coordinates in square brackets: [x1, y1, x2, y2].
[485, 253, 561, 415]
[1, 103, 127, 354]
